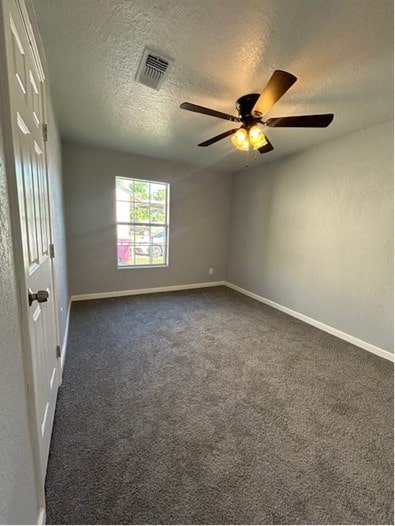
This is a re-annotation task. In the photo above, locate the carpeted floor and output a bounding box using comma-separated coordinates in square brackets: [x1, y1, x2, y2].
[45, 286, 393, 525]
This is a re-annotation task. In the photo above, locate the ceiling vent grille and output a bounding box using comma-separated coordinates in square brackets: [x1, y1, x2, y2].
[136, 48, 174, 90]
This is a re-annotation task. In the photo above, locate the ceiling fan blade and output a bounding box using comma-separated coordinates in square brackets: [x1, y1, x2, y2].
[266, 114, 334, 127]
[258, 136, 274, 154]
[198, 128, 239, 147]
[180, 102, 240, 123]
[252, 70, 297, 117]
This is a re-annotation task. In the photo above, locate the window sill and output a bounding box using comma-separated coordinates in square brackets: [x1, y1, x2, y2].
[117, 264, 169, 270]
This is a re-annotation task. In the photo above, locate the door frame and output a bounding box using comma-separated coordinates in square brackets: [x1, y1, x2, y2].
[0, 0, 61, 519]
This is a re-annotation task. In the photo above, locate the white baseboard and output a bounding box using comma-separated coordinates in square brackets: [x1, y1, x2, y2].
[60, 299, 71, 371]
[37, 507, 45, 525]
[224, 281, 394, 362]
[71, 281, 225, 302]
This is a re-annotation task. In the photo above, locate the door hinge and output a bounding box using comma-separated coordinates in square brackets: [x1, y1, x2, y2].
[49, 243, 55, 258]
[43, 123, 48, 142]
[56, 345, 61, 358]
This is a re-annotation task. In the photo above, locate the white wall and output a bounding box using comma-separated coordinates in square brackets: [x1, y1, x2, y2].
[227, 121, 394, 352]
[63, 140, 232, 296]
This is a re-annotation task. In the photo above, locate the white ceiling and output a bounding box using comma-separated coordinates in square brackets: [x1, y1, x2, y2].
[32, 0, 393, 173]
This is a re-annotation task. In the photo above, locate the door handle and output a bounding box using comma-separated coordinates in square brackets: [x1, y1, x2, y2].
[28, 288, 49, 306]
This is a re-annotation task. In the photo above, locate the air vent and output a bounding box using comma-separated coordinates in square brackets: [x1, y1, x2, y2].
[136, 47, 174, 90]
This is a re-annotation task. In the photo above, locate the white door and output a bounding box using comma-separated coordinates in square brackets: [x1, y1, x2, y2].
[2, 0, 59, 480]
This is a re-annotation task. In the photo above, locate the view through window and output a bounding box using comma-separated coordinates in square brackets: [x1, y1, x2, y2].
[116, 177, 169, 267]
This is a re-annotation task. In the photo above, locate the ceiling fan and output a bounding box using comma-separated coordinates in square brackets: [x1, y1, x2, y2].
[180, 70, 334, 154]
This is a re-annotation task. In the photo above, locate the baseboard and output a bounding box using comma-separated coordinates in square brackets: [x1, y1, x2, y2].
[224, 282, 394, 362]
[37, 507, 45, 525]
[60, 299, 71, 371]
[71, 281, 226, 302]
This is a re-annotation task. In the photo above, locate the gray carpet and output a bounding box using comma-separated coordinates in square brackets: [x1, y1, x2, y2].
[45, 286, 393, 525]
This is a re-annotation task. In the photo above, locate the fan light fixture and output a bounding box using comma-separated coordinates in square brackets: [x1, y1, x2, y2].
[231, 128, 248, 149]
[231, 125, 268, 151]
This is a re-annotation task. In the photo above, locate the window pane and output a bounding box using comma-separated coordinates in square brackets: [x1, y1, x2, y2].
[149, 204, 164, 224]
[134, 227, 166, 261]
[132, 202, 150, 223]
[116, 225, 133, 266]
[150, 183, 166, 203]
[132, 225, 150, 238]
[132, 180, 149, 200]
[116, 199, 131, 222]
[116, 177, 130, 192]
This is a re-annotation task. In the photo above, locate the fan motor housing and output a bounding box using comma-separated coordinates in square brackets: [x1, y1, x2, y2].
[236, 93, 260, 121]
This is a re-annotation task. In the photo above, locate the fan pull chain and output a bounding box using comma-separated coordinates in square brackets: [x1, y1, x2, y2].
[245, 146, 250, 168]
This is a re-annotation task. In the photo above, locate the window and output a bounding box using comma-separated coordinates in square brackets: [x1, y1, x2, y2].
[116, 177, 169, 267]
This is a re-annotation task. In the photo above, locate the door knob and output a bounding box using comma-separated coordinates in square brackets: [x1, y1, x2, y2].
[28, 288, 49, 306]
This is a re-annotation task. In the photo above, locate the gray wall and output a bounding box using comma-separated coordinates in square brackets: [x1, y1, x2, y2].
[0, 69, 39, 526]
[227, 121, 394, 352]
[63, 140, 232, 295]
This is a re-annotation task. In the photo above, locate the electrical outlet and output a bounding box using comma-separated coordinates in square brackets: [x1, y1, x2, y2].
[209, 268, 214, 275]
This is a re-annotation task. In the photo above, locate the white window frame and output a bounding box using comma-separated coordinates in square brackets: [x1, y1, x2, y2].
[116, 176, 170, 268]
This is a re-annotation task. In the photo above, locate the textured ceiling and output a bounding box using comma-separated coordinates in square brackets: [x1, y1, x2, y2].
[32, 0, 393, 173]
